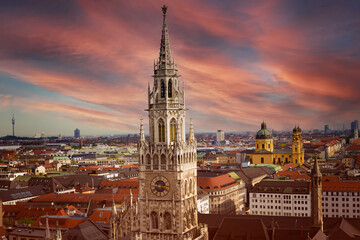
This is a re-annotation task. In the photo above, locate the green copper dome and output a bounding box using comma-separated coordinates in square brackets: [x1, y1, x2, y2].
[256, 122, 272, 139]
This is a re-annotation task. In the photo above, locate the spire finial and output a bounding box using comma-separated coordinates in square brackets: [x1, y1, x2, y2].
[162, 5, 167, 15]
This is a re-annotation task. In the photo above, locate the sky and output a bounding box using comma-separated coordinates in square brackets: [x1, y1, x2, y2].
[0, 0, 359, 137]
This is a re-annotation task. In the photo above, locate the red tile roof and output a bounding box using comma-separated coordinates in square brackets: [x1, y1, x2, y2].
[30, 193, 136, 204]
[100, 178, 139, 189]
[16, 206, 67, 221]
[281, 163, 299, 171]
[198, 173, 238, 191]
[323, 181, 360, 192]
[276, 171, 311, 180]
[88, 209, 112, 224]
[33, 216, 85, 229]
[346, 145, 360, 151]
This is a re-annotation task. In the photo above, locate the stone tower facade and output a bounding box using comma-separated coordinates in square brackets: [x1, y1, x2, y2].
[311, 157, 323, 231]
[292, 125, 304, 164]
[135, 5, 208, 240]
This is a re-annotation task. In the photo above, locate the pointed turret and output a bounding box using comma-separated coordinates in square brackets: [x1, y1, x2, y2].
[311, 156, 323, 231]
[130, 188, 133, 207]
[111, 196, 117, 219]
[139, 118, 145, 142]
[311, 157, 322, 177]
[188, 118, 195, 141]
[109, 196, 117, 240]
[45, 216, 51, 240]
[56, 221, 62, 240]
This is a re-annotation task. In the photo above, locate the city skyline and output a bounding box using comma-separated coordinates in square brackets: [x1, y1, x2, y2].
[1, 1, 360, 136]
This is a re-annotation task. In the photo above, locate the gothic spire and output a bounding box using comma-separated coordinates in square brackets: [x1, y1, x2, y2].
[158, 5, 173, 69]
[56, 221, 62, 240]
[311, 156, 322, 177]
[45, 216, 51, 240]
[111, 196, 117, 219]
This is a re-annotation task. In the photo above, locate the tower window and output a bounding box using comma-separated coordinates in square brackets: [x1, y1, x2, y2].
[262, 144, 265, 149]
[161, 80, 165, 98]
[168, 79, 172, 98]
[170, 118, 176, 142]
[151, 211, 158, 229]
[164, 212, 172, 230]
[158, 119, 165, 142]
[261, 157, 264, 163]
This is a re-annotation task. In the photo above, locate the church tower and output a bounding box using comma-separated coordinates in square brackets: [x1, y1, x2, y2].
[136, 5, 207, 240]
[311, 157, 323, 231]
[354, 124, 359, 140]
[292, 125, 304, 164]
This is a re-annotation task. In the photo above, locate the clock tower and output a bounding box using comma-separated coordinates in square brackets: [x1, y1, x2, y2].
[135, 5, 208, 240]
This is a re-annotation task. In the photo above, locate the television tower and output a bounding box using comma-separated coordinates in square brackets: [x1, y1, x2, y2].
[12, 114, 15, 136]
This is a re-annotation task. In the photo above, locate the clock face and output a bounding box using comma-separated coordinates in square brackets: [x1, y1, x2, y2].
[151, 176, 170, 197]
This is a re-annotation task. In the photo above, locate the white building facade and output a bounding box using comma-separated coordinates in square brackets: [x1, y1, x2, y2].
[249, 180, 311, 217]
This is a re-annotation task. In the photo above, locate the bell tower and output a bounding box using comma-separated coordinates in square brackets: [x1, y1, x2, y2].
[292, 125, 304, 164]
[311, 157, 323, 231]
[136, 5, 208, 240]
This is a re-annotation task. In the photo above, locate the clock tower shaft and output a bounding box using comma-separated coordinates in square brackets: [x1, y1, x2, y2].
[136, 5, 207, 240]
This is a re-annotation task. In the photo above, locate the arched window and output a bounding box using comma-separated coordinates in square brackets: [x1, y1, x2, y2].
[141, 155, 144, 165]
[151, 211, 158, 229]
[146, 154, 151, 165]
[180, 118, 184, 141]
[161, 80, 165, 98]
[153, 154, 159, 170]
[158, 119, 165, 142]
[161, 154, 166, 165]
[170, 155, 175, 166]
[168, 79, 172, 98]
[164, 212, 172, 230]
[184, 179, 188, 195]
[170, 118, 176, 142]
[189, 178, 193, 194]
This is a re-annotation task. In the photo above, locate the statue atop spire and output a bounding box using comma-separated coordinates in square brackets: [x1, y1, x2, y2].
[162, 5, 167, 15]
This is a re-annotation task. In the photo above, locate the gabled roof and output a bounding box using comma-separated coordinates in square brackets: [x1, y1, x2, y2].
[213, 217, 270, 240]
[64, 220, 109, 240]
[0, 185, 45, 202]
[251, 180, 310, 194]
[100, 178, 139, 189]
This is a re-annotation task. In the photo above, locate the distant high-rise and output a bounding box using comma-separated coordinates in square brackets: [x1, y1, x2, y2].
[216, 130, 224, 143]
[74, 128, 80, 138]
[11, 114, 15, 136]
[351, 120, 359, 132]
[324, 125, 329, 134]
